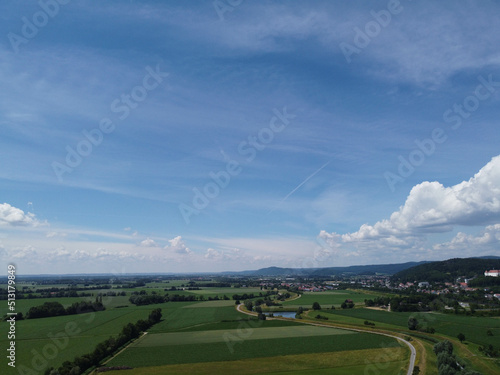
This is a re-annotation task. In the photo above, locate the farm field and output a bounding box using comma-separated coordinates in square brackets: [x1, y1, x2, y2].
[0, 299, 197, 373]
[184, 299, 236, 307]
[280, 290, 384, 308]
[106, 328, 402, 367]
[105, 347, 408, 375]
[137, 325, 355, 346]
[321, 308, 500, 347]
[4, 281, 498, 375]
[187, 287, 263, 296]
[0, 306, 154, 372]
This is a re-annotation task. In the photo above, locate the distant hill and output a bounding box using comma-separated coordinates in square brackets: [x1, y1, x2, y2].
[392, 257, 500, 283]
[235, 261, 430, 277]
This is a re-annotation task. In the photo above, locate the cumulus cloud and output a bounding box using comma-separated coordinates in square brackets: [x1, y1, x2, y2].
[10, 245, 37, 259]
[433, 224, 500, 254]
[140, 238, 159, 247]
[204, 247, 243, 261]
[0, 203, 40, 227]
[320, 155, 500, 255]
[165, 236, 191, 254]
[205, 248, 223, 260]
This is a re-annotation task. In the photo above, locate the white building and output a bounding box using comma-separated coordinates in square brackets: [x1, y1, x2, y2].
[484, 270, 500, 277]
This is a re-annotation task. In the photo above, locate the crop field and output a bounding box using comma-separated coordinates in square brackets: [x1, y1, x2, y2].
[178, 319, 303, 332]
[105, 348, 408, 375]
[0, 307, 154, 372]
[149, 305, 244, 332]
[323, 308, 500, 347]
[107, 328, 401, 367]
[187, 287, 263, 296]
[184, 299, 236, 308]
[138, 325, 355, 346]
[11, 283, 499, 374]
[280, 290, 383, 308]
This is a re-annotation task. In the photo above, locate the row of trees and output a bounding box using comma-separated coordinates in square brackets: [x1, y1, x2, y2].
[45, 309, 162, 375]
[26, 301, 105, 319]
[232, 291, 277, 301]
[129, 292, 233, 306]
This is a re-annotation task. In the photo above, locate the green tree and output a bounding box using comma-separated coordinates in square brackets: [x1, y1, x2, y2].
[244, 300, 253, 311]
[312, 302, 321, 310]
[408, 317, 418, 331]
[148, 308, 162, 324]
[433, 340, 453, 356]
[457, 332, 465, 343]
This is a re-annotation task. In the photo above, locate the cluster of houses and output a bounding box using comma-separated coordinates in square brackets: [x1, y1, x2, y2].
[278, 281, 337, 292]
[393, 270, 500, 300]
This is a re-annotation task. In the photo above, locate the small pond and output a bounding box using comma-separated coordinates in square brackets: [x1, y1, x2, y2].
[267, 311, 297, 319]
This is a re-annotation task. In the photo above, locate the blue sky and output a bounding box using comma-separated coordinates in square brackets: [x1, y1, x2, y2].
[1, 0, 500, 275]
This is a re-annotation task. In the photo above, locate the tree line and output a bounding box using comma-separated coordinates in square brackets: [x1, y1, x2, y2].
[129, 292, 232, 306]
[26, 300, 105, 319]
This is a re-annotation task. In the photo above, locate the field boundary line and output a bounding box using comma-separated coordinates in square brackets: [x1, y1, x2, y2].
[94, 331, 148, 372]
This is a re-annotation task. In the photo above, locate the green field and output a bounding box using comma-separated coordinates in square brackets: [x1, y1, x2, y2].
[107, 329, 401, 367]
[149, 305, 244, 332]
[183, 299, 236, 307]
[187, 287, 262, 296]
[105, 348, 408, 375]
[320, 308, 500, 347]
[138, 325, 355, 346]
[0, 307, 153, 372]
[11, 285, 500, 374]
[0, 300, 198, 373]
[280, 290, 383, 308]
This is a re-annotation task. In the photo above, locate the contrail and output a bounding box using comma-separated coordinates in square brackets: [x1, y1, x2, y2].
[268, 161, 331, 214]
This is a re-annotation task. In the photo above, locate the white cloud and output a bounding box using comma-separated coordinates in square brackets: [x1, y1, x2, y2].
[0, 203, 41, 227]
[10, 245, 37, 259]
[434, 224, 500, 255]
[320, 155, 500, 256]
[205, 248, 223, 260]
[140, 238, 159, 247]
[204, 247, 243, 261]
[165, 236, 191, 254]
[46, 231, 67, 238]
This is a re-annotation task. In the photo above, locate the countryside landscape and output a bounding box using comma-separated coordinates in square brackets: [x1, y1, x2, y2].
[2, 257, 500, 375]
[3, 1, 500, 375]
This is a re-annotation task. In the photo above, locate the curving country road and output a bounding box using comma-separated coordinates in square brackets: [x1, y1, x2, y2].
[235, 304, 416, 375]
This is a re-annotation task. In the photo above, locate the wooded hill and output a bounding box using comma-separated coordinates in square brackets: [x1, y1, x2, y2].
[392, 257, 500, 283]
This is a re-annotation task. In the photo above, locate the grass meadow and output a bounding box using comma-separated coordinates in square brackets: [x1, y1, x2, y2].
[320, 308, 500, 347]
